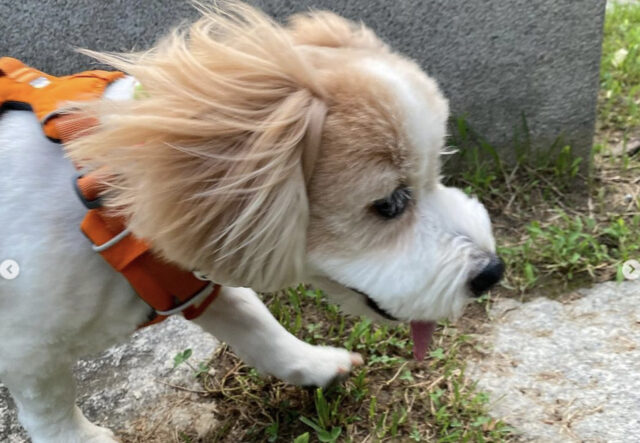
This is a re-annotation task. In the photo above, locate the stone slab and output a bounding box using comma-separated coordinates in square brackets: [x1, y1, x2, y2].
[467, 280, 640, 442]
[0, 0, 606, 160]
[0, 316, 219, 442]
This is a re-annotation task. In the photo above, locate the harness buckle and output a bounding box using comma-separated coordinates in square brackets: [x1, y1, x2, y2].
[91, 228, 131, 253]
[155, 280, 216, 316]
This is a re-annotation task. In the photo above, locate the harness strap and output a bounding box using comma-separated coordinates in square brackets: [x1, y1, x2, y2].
[0, 57, 124, 142]
[76, 185, 221, 326]
[1, 57, 220, 327]
[64, 129, 221, 328]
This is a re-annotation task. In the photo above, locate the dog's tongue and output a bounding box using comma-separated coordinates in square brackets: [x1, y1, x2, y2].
[410, 321, 437, 361]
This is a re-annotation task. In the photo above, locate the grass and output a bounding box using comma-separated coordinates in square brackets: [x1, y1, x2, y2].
[174, 287, 512, 442]
[155, 4, 640, 442]
[599, 2, 640, 132]
[499, 211, 640, 293]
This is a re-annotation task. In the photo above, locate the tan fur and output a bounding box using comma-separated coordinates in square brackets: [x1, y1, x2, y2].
[64, 1, 442, 291]
[307, 68, 417, 254]
[288, 10, 388, 51]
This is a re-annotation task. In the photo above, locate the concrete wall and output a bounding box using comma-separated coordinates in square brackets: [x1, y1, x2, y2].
[1, 0, 607, 159]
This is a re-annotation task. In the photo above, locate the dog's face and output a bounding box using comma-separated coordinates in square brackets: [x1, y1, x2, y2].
[304, 54, 497, 324]
[68, 5, 501, 333]
[284, 12, 500, 325]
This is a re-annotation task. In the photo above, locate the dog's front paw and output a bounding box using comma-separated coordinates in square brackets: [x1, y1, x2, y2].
[282, 345, 363, 387]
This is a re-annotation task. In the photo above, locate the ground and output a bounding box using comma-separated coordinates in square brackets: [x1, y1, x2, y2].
[1, 317, 220, 443]
[468, 280, 640, 442]
[2, 2, 640, 442]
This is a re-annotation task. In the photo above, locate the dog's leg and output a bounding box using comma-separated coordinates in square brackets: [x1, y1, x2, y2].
[1, 364, 117, 443]
[193, 286, 363, 387]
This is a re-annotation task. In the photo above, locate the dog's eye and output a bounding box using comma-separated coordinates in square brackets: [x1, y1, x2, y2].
[372, 186, 412, 219]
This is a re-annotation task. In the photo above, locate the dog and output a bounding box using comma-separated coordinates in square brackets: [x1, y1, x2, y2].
[0, 2, 502, 442]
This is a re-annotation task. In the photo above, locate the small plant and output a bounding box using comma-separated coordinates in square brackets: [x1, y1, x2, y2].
[173, 348, 193, 368]
[293, 432, 310, 443]
[447, 115, 502, 196]
[172, 348, 210, 378]
[299, 416, 342, 443]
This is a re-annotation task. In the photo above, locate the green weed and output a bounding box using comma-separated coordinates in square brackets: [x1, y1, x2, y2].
[500, 212, 640, 292]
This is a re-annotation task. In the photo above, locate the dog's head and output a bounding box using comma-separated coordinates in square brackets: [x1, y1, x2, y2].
[67, 3, 502, 349]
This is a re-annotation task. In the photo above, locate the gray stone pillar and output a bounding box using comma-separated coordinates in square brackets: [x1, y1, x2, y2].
[1, 0, 606, 160]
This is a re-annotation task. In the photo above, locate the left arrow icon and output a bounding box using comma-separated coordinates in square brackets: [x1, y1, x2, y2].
[0, 259, 20, 280]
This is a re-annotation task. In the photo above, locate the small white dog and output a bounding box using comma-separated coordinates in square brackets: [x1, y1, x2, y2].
[0, 3, 502, 442]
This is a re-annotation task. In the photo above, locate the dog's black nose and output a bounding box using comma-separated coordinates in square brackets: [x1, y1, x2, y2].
[469, 256, 504, 297]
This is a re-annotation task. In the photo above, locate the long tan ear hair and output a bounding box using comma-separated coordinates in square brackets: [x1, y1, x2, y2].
[66, 1, 327, 291]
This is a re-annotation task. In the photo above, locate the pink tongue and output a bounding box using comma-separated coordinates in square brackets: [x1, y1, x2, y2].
[410, 321, 437, 361]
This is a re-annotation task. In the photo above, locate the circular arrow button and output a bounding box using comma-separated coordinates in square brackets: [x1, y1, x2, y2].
[0, 259, 20, 280]
[622, 259, 640, 281]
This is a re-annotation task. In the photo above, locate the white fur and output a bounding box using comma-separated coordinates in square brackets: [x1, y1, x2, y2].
[311, 186, 495, 322]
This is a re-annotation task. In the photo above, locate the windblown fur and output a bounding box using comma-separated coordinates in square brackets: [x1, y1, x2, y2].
[67, 3, 344, 291]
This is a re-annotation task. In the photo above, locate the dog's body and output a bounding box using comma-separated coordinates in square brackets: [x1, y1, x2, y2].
[0, 4, 500, 442]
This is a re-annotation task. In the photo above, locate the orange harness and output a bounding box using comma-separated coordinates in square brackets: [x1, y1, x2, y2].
[0, 57, 220, 327]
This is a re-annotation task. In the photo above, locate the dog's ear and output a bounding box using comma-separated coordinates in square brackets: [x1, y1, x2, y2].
[66, 2, 330, 291]
[288, 11, 388, 52]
